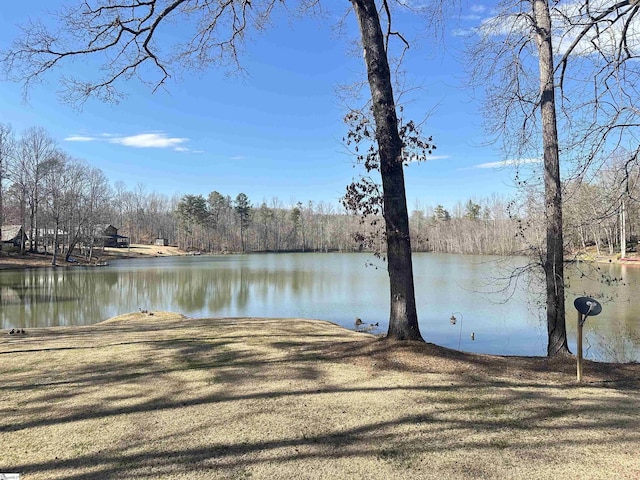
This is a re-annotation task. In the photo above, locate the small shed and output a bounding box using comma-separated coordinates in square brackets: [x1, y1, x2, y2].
[155, 238, 168, 246]
[1, 225, 28, 247]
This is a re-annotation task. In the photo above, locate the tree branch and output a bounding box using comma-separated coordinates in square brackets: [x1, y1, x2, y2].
[1, 0, 276, 105]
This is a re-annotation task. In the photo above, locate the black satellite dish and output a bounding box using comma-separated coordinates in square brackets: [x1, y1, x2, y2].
[574, 296, 604, 382]
[574, 297, 602, 317]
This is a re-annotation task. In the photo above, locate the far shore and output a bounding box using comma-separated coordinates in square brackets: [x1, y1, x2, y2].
[0, 243, 186, 270]
[2, 244, 640, 271]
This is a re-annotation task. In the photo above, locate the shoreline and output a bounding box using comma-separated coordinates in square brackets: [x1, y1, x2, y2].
[0, 243, 186, 270]
[3, 246, 639, 271]
[15, 311, 640, 373]
[575, 251, 640, 266]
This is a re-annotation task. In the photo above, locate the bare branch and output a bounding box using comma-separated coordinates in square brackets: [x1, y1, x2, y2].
[1, 0, 279, 105]
[556, 1, 637, 89]
[381, 0, 409, 59]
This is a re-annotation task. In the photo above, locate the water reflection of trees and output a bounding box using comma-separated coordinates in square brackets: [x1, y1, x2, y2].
[0, 268, 118, 328]
[587, 321, 640, 363]
[0, 264, 321, 328]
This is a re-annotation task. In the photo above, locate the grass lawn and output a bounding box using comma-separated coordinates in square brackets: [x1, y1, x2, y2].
[1, 312, 639, 479]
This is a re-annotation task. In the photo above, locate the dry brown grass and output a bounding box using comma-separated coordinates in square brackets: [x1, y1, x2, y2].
[0, 252, 55, 270]
[1, 313, 639, 479]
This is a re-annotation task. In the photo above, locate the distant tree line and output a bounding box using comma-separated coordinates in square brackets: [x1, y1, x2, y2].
[2, 123, 637, 259]
[172, 192, 359, 253]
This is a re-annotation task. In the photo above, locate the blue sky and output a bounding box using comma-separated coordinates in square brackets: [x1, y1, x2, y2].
[0, 1, 523, 210]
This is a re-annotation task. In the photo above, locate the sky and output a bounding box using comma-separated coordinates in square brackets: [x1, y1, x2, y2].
[0, 1, 525, 211]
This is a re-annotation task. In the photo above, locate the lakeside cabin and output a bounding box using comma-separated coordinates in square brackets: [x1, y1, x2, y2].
[1, 225, 28, 248]
[96, 224, 130, 248]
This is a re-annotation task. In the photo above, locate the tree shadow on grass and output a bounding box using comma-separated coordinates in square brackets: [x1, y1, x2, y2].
[1, 316, 640, 478]
[5, 385, 640, 479]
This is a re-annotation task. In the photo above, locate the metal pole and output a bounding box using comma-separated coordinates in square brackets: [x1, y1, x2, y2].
[577, 310, 583, 383]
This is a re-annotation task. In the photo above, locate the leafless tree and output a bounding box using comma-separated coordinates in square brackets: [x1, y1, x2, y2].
[16, 127, 59, 253]
[41, 152, 72, 265]
[468, 0, 570, 355]
[0, 123, 16, 249]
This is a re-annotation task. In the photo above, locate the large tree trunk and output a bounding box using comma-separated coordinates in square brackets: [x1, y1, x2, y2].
[533, 0, 569, 356]
[350, 0, 423, 341]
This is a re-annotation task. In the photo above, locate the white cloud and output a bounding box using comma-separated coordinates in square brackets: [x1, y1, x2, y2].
[473, 157, 541, 169]
[452, 28, 475, 37]
[458, 5, 487, 23]
[64, 135, 96, 142]
[230, 155, 246, 160]
[109, 133, 188, 149]
[65, 131, 197, 152]
[478, 12, 529, 38]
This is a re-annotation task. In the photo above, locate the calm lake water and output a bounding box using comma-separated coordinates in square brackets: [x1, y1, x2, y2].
[1, 253, 639, 362]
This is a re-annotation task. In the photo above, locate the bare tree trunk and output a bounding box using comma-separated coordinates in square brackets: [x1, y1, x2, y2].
[19, 193, 26, 254]
[52, 220, 59, 266]
[620, 197, 626, 258]
[606, 226, 614, 254]
[591, 227, 601, 256]
[89, 235, 95, 261]
[533, 0, 569, 356]
[350, 0, 422, 341]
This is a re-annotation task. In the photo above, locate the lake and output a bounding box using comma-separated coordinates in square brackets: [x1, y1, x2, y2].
[1, 253, 639, 362]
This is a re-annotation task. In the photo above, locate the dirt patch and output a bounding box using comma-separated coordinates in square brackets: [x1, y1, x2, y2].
[1, 314, 639, 479]
[575, 248, 640, 266]
[101, 244, 185, 259]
